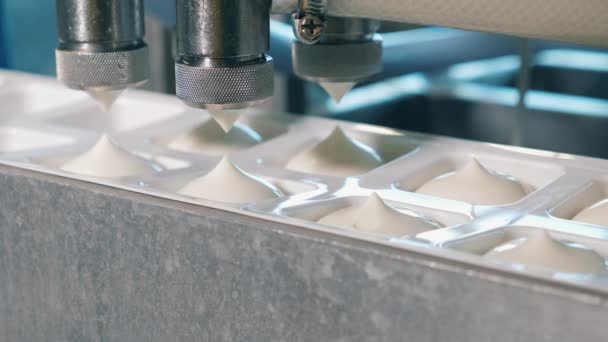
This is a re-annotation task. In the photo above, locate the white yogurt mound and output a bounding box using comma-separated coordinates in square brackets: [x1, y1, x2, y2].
[485, 229, 607, 274]
[168, 118, 261, 154]
[572, 199, 608, 227]
[178, 157, 281, 203]
[286, 127, 383, 177]
[416, 159, 527, 205]
[318, 193, 440, 236]
[61, 134, 155, 178]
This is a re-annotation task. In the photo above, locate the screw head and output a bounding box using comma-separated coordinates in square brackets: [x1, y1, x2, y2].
[294, 15, 325, 44]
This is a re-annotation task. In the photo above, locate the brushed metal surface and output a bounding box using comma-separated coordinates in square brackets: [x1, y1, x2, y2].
[0, 164, 607, 341]
[56, 0, 145, 52]
[176, 0, 271, 59]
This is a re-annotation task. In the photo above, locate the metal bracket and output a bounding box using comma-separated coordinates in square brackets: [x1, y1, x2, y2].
[292, 0, 327, 44]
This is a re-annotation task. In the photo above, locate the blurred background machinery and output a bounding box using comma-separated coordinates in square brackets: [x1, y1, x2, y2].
[1, 0, 607, 157]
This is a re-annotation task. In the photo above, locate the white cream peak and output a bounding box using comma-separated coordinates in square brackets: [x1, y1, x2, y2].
[168, 117, 261, 154]
[61, 134, 155, 178]
[416, 159, 527, 205]
[87, 89, 123, 112]
[485, 229, 607, 274]
[178, 157, 280, 203]
[207, 109, 245, 132]
[318, 193, 439, 236]
[572, 199, 608, 227]
[286, 126, 383, 177]
[320, 82, 356, 103]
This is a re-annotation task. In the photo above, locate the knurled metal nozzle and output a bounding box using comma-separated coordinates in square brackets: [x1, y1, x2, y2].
[175, 0, 274, 109]
[55, 0, 149, 92]
[56, 46, 149, 91]
[175, 56, 274, 110]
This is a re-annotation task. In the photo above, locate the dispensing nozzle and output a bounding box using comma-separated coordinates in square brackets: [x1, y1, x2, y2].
[55, 0, 149, 111]
[292, 16, 383, 102]
[174, 0, 274, 130]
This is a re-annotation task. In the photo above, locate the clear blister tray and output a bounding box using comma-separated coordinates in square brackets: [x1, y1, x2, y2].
[1, 70, 608, 292]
